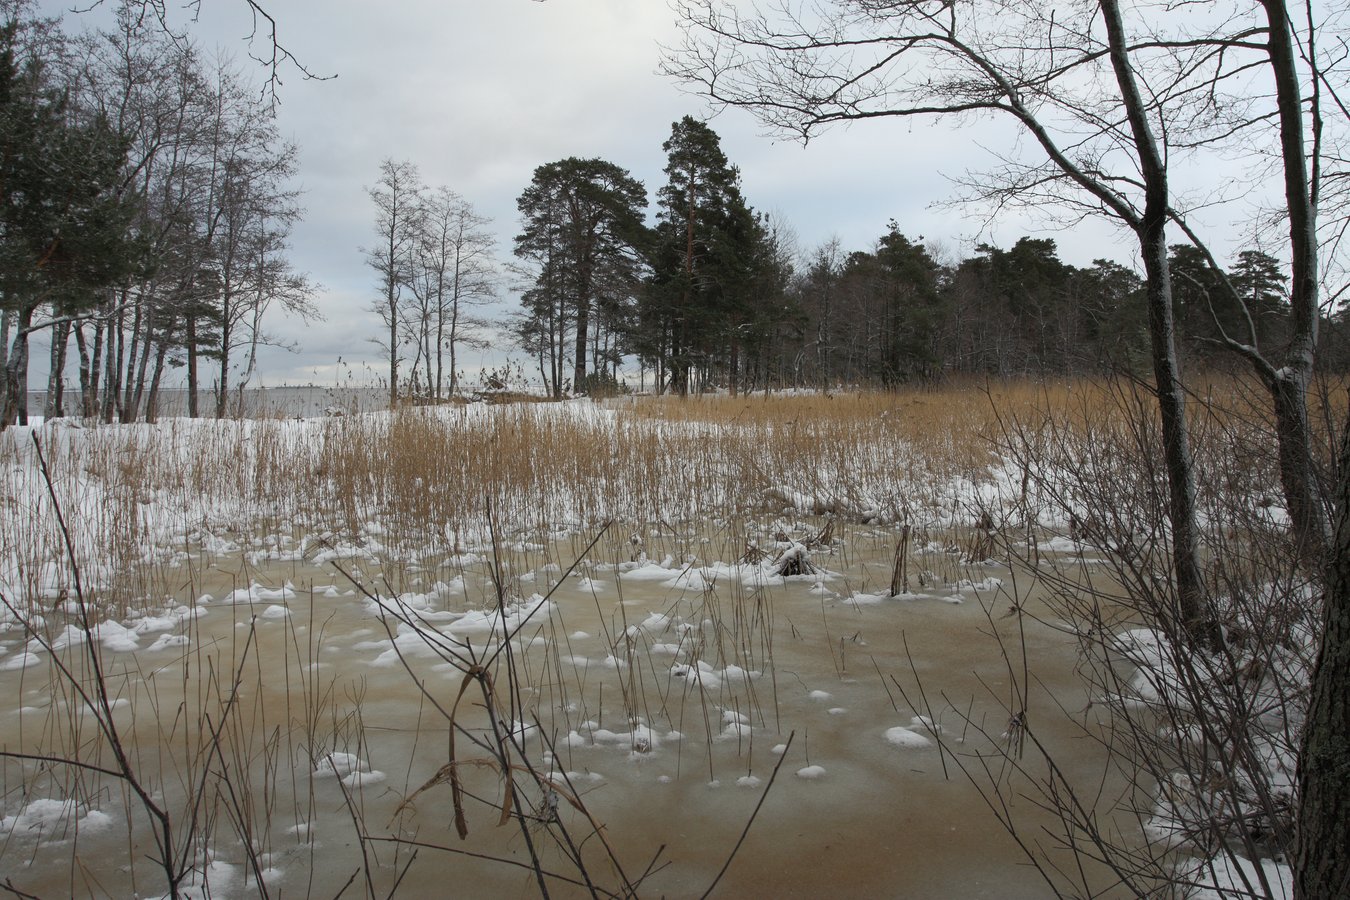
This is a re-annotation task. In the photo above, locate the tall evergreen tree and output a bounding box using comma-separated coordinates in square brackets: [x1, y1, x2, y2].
[1170, 243, 1234, 359]
[1071, 258, 1147, 370]
[72, 16, 316, 423]
[733, 210, 800, 392]
[1228, 249, 1289, 350]
[874, 224, 943, 382]
[1172, 246, 1290, 363]
[645, 116, 757, 394]
[800, 237, 844, 386]
[513, 157, 647, 396]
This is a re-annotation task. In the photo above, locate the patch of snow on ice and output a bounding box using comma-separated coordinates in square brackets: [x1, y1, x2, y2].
[0, 798, 113, 839]
[1037, 535, 1085, 553]
[145, 634, 190, 652]
[908, 715, 941, 734]
[314, 752, 367, 780]
[0, 649, 41, 671]
[342, 769, 387, 788]
[884, 727, 933, 749]
[720, 722, 753, 740]
[639, 612, 671, 631]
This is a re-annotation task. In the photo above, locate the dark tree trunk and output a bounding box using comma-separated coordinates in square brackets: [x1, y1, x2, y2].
[729, 337, 740, 396]
[127, 323, 155, 423]
[45, 319, 70, 419]
[1270, 371, 1330, 562]
[0, 309, 10, 381]
[1101, 0, 1215, 649]
[145, 336, 172, 425]
[436, 295, 447, 401]
[186, 314, 199, 418]
[1296, 416, 1350, 899]
[75, 324, 94, 418]
[573, 292, 590, 390]
[102, 300, 124, 424]
[387, 292, 399, 409]
[444, 311, 455, 399]
[0, 310, 9, 428]
[1259, 0, 1330, 564]
[88, 320, 105, 419]
[0, 306, 34, 428]
[122, 303, 142, 423]
[1139, 226, 1212, 646]
[533, 342, 548, 396]
[216, 315, 232, 419]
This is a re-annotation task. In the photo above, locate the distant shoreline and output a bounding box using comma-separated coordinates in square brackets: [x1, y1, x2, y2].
[25, 386, 392, 419]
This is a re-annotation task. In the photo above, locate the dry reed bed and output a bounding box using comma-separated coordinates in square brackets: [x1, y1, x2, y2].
[0, 376, 1326, 607]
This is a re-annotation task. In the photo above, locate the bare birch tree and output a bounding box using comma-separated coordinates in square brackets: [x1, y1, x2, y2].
[363, 158, 422, 408]
[83, 0, 323, 103]
[408, 185, 496, 401]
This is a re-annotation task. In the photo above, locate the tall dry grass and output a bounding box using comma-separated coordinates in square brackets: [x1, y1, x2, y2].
[6, 374, 1334, 588]
[310, 382, 1032, 546]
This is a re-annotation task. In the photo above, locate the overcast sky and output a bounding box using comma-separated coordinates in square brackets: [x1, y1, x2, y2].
[40, 0, 1148, 388]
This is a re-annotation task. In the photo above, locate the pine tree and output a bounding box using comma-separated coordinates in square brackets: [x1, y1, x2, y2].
[1228, 249, 1289, 349]
[513, 157, 647, 396]
[645, 116, 759, 394]
[874, 224, 943, 382]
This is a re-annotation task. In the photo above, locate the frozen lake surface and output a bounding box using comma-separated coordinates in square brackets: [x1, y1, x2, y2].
[0, 520, 1126, 898]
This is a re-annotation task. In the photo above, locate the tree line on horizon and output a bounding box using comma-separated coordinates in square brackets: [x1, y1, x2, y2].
[510, 114, 1350, 395]
[373, 114, 1345, 404]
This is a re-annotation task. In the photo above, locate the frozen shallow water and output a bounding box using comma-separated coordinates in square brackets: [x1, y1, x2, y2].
[0, 520, 1130, 898]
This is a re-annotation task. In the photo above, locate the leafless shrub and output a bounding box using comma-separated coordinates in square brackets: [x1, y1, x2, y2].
[918, 378, 1316, 897]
